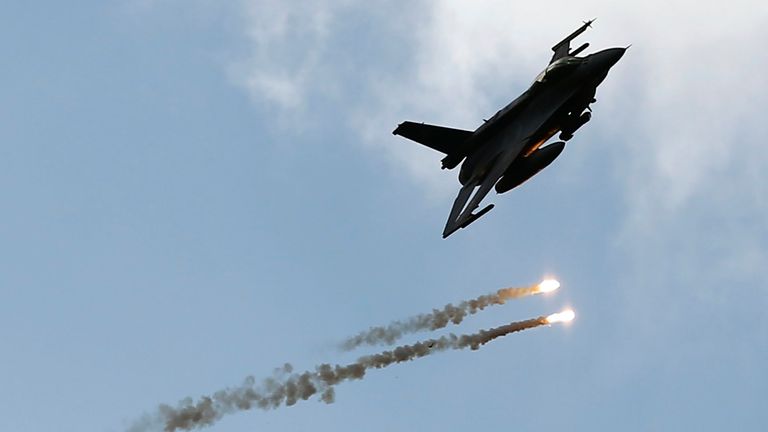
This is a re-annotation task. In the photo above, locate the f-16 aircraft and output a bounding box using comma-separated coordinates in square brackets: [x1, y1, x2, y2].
[393, 20, 625, 238]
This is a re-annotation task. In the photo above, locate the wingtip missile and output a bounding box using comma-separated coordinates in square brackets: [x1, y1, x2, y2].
[552, 19, 595, 53]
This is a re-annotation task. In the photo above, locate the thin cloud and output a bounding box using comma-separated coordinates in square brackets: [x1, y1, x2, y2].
[229, 1, 768, 289]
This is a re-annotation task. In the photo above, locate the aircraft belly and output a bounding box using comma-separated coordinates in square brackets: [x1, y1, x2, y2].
[455, 84, 584, 221]
[460, 122, 525, 185]
[463, 82, 583, 180]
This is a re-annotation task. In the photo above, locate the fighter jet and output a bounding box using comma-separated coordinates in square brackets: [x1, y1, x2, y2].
[393, 20, 625, 238]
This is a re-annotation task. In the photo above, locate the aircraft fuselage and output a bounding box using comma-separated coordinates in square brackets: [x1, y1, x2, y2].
[458, 48, 625, 187]
[391, 22, 627, 238]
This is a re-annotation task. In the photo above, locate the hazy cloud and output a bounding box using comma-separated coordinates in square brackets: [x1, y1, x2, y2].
[230, 1, 768, 292]
[232, 0, 351, 110]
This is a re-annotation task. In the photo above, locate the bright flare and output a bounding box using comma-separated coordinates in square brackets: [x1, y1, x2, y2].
[537, 279, 560, 293]
[545, 309, 575, 324]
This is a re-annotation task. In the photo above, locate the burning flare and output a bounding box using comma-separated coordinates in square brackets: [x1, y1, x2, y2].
[545, 309, 575, 324]
[339, 277, 562, 351]
[536, 279, 560, 293]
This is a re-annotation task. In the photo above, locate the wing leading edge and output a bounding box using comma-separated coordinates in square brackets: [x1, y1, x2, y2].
[393, 121, 473, 155]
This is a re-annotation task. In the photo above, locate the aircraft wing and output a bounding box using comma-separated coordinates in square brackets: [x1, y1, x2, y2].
[442, 144, 525, 238]
[393, 122, 473, 155]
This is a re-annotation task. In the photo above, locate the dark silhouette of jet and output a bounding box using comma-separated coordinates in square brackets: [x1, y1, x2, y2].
[393, 20, 625, 238]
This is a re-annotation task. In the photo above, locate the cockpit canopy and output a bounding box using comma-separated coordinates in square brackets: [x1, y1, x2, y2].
[534, 56, 583, 84]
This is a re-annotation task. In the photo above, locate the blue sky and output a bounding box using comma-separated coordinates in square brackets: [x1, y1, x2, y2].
[2, 1, 767, 431]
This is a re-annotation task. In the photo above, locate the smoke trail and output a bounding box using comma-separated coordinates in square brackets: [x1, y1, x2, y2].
[340, 282, 553, 350]
[133, 317, 548, 432]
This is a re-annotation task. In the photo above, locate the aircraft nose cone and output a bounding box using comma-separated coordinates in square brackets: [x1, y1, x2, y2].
[596, 47, 626, 69]
[604, 47, 626, 65]
[584, 47, 625, 84]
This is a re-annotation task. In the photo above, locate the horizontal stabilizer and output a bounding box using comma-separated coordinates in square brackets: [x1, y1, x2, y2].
[393, 121, 473, 155]
[443, 204, 495, 238]
[459, 204, 494, 229]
